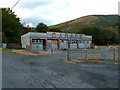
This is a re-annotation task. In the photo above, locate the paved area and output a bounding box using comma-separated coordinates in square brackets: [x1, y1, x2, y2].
[2, 52, 119, 88]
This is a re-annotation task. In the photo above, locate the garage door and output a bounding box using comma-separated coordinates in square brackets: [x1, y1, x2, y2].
[60, 40, 68, 49]
[51, 40, 58, 50]
[86, 40, 91, 48]
[70, 40, 77, 49]
[32, 44, 43, 50]
[79, 41, 84, 48]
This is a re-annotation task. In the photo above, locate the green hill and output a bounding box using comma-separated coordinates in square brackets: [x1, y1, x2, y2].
[50, 15, 119, 33]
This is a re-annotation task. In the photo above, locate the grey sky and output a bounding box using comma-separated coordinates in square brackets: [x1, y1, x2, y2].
[19, 1, 52, 9]
[0, 0, 119, 27]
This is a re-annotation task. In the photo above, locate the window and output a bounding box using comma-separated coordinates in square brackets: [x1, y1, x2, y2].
[36, 40, 38, 43]
[87, 40, 89, 43]
[32, 39, 35, 43]
[32, 39, 43, 43]
[73, 40, 74, 43]
[79, 40, 81, 43]
[70, 40, 73, 44]
[70, 40, 76, 44]
[39, 40, 42, 43]
[61, 40, 64, 43]
[74, 40, 76, 43]
[80, 41, 84, 43]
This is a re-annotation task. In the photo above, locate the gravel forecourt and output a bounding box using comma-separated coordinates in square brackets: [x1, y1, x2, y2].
[2, 52, 119, 88]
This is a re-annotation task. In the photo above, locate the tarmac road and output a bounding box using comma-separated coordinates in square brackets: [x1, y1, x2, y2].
[2, 52, 119, 88]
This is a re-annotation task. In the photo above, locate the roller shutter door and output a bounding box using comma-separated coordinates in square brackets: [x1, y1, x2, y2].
[70, 44, 77, 49]
[79, 41, 84, 48]
[51, 40, 58, 49]
[32, 44, 43, 50]
[60, 40, 68, 49]
[70, 40, 77, 49]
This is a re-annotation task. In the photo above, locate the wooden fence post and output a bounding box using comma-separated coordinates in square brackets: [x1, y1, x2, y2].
[86, 49, 88, 60]
[67, 48, 70, 61]
[118, 47, 120, 62]
[113, 48, 116, 61]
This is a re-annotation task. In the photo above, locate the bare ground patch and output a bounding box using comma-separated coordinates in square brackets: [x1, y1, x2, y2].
[61, 59, 120, 64]
[11, 49, 43, 56]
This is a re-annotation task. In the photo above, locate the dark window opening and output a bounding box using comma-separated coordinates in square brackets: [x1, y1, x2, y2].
[32, 39, 35, 43]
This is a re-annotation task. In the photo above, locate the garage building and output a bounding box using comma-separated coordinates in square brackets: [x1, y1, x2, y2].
[21, 32, 92, 51]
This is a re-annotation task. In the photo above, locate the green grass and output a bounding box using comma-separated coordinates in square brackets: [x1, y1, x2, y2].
[50, 15, 119, 33]
[0, 48, 12, 52]
[0, 48, 2, 51]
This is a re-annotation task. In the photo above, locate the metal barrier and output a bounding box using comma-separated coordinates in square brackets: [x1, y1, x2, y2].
[26, 45, 119, 62]
[26, 45, 63, 55]
[118, 47, 120, 62]
[66, 47, 119, 62]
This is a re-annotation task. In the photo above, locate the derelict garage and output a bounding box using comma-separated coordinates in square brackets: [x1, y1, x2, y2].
[21, 32, 92, 51]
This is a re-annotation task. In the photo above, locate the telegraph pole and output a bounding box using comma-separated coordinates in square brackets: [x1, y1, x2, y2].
[11, 0, 20, 10]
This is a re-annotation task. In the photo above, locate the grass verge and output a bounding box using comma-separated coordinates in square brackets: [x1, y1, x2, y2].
[0, 48, 12, 52]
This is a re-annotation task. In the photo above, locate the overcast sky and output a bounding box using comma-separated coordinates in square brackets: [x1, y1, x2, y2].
[0, 0, 119, 27]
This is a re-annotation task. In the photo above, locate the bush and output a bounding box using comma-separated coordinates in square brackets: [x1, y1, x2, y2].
[7, 43, 22, 49]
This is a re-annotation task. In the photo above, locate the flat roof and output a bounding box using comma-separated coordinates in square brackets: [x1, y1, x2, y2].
[21, 32, 92, 40]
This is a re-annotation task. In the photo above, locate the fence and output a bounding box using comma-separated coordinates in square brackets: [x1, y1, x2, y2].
[27, 45, 120, 62]
[26, 45, 64, 55]
[66, 47, 119, 62]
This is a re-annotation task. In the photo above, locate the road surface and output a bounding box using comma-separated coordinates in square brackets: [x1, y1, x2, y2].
[2, 52, 119, 88]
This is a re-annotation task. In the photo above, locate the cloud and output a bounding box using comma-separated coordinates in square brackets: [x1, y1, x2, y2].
[1, 0, 119, 26]
[19, 0, 53, 9]
[118, 1, 120, 15]
[21, 16, 54, 27]
[0, 0, 19, 8]
[25, 23, 34, 27]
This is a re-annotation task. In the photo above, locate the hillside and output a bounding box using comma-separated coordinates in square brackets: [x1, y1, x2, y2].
[50, 15, 119, 33]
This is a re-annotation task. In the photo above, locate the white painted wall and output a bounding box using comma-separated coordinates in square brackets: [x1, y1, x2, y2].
[21, 33, 30, 48]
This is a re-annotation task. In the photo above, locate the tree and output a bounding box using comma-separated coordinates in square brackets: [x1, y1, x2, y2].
[80, 26, 101, 45]
[48, 27, 62, 32]
[36, 22, 48, 32]
[22, 27, 36, 34]
[80, 26, 119, 45]
[99, 28, 119, 45]
[2, 8, 23, 43]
